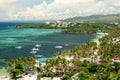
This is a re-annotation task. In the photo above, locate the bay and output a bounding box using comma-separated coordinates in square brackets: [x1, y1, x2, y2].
[0, 22, 96, 67]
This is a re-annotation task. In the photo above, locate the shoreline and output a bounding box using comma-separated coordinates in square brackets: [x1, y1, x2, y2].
[91, 33, 108, 44]
[0, 68, 8, 76]
[0, 33, 108, 77]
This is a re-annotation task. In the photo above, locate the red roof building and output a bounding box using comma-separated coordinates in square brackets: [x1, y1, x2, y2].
[113, 58, 120, 62]
[95, 61, 101, 64]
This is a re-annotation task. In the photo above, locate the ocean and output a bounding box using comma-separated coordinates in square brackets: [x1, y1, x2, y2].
[0, 22, 96, 67]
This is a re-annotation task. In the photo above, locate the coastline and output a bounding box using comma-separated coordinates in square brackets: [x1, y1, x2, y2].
[0, 68, 8, 76]
[0, 33, 107, 75]
[0, 68, 9, 80]
[0, 33, 109, 80]
[91, 33, 108, 45]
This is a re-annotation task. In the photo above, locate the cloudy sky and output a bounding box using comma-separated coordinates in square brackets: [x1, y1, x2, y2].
[0, 0, 120, 21]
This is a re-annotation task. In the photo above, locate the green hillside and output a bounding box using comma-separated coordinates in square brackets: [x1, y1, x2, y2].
[64, 14, 120, 23]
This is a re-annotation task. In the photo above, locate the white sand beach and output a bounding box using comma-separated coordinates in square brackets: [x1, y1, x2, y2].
[0, 68, 9, 80]
[92, 33, 108, 46]
[17, 75, 37, 80]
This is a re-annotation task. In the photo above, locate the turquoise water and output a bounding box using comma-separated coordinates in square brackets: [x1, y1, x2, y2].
[0, 24, 96, 67]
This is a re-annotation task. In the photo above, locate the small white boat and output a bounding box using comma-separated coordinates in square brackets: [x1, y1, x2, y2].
[15, 46, 22, 49]
[54, 46, 63, 49]
[32, 48, 39, 51]
[35, 44, 42, 47]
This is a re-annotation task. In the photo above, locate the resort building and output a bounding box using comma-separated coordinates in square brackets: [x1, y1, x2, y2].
[112, 37, 120, 43]
[40, 77, 52, 80]
[112, 58, 120, 62]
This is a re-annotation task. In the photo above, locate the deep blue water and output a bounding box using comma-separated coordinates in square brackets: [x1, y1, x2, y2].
[0, 22, 96, 67]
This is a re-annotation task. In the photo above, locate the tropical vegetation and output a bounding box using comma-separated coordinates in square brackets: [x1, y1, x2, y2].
[6, 56, 36, 80]
[6, 22, 120, 80]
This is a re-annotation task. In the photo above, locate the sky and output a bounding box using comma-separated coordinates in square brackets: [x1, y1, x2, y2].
[0, 0, 120, 21]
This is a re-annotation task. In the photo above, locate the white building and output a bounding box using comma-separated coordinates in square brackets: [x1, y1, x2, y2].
[113, 58, 120, 62]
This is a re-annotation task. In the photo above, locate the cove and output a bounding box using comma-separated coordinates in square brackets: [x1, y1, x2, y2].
[0, 25, 96, 67]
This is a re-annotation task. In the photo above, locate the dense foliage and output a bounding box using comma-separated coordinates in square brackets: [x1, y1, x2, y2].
[7, 22, 120, 80]
[6, 56, 36, 80]
[64, 23, 119, 33]
[15, 23, 56, 28]
[39, 22, 120, 79]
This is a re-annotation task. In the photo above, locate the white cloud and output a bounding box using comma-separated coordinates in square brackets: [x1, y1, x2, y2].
[0, 0, 16, 4]
[0, 0, 17, 20]
[2, 0, 120, 21]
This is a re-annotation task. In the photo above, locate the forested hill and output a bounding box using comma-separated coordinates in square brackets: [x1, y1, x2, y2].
[64, 14, 120, 23]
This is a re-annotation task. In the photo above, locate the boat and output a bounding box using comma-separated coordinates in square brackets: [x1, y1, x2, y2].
[54, 46, 63, 49]
[15, 46, 22, 49]
[32, 48, 39, 51]
[35, 44, 42, 47]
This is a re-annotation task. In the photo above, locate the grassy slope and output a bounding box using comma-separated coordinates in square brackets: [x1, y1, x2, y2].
[64, 14, 120, 23]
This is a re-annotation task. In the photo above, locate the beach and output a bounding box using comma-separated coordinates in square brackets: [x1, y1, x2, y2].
[0, 68, 9, 80]
[92, 33, 108, 46]
[0, 68, 8, 76]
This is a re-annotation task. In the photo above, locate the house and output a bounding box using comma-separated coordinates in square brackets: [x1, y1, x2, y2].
[112, 37, 120, 43]
[113, 58, 120, 62]
[51, 67, 64, 77]
[40, 77, 52, 80]
[52, 77, 60, 80]
[65, 56, 74, 61]
[95, 61, 101, 64]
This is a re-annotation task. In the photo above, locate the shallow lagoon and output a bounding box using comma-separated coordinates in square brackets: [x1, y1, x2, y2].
[0, 26, 96, 67]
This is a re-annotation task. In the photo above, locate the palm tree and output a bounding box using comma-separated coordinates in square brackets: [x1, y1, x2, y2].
[6, 56, 36, 79]
[114, 62, 120, 73]
[10, 68, 21, 80]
